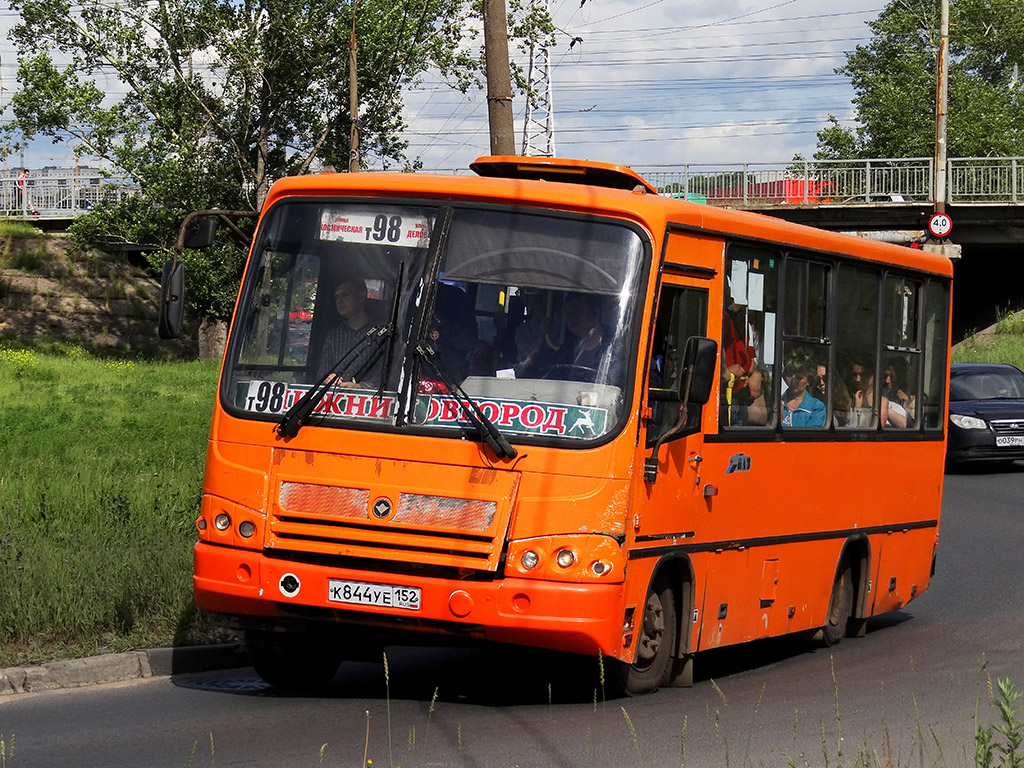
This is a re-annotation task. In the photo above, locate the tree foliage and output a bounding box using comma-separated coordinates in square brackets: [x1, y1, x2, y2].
[5, 0, 553, 325]
[816, 0, 1024, 160]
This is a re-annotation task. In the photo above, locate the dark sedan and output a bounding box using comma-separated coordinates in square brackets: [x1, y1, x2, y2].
[947, 363, 1024, 466]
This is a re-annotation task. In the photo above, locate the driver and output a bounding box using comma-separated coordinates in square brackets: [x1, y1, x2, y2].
[552, 293, 612, 381]
[316, 278, 382, 386]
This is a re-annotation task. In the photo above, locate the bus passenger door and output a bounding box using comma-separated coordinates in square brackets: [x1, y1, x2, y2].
[640, 279, 711, 537]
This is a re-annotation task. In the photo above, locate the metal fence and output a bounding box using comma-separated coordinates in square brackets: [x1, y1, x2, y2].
[1, 172, 138, 218]
[4, 158, 1024, 219]
[634, 157, 1024, 206]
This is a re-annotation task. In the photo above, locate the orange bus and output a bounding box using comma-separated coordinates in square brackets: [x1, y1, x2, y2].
[169, 156, 952, 694]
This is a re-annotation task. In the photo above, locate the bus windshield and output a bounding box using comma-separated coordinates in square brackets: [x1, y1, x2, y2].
[223, 200, 647, 444]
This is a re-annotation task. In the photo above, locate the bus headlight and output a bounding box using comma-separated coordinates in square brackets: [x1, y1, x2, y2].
[507, 535, 623, 583]
[555, 549, 576, 568]
[199, 495, 265, 549]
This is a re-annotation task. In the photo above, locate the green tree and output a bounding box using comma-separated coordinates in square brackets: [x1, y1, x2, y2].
[816, 0, 1024, 160]
[4, 0, 553, 353]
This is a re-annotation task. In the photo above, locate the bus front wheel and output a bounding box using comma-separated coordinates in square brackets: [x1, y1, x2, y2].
[245, 628, 343, 691]
[616, 576, 676, 695]
[822, 562, 853, 647]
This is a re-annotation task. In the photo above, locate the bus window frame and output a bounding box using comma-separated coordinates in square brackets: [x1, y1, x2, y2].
[218, 195, 657, 452]
[710, 238, 951, 443]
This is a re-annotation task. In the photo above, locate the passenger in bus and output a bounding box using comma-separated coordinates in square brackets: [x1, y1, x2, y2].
[818, 361, 853, 426]
[316, 277, 383, 386]
[781, 349, 826, 427]
[425, 282, 479, 382]
[850, 356, 904, 428]
[492, 294, 525, 373]
[884, 357, 915, 427]
[514, 289, 559, 376]
[722, 303, 766, 426]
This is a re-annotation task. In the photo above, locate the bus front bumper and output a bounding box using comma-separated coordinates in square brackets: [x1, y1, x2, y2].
[193, 542, 628, 658]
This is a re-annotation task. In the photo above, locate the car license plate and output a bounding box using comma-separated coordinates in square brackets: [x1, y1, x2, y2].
[328, 579, 421, 611]
[996, 435, 1024, 447]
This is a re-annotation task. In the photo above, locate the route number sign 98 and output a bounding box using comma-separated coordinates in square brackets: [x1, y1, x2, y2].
[927, 213, 953, 238]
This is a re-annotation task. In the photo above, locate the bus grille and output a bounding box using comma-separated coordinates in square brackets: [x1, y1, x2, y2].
[267, 478, 514, 571]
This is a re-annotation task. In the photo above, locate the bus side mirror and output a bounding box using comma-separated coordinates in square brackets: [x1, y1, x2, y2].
[158, 260, 186, 339]
[681, 336, 717, 405]
[182, 218, 217, 250]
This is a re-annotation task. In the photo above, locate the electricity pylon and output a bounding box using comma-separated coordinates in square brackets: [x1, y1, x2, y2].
[521, 1, 555, 157]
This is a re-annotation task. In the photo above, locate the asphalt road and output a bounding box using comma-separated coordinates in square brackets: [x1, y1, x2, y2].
[2, 467, 1022, 767]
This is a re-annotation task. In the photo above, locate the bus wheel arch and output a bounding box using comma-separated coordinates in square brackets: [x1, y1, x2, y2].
[821, 536, 869, 646]
[617, 555, 693, 694]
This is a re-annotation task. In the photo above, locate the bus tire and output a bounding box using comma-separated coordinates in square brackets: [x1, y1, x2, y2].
[822, 561, 853, 647]
[245, 628, 343, 691]
[617, 575, 676, 695]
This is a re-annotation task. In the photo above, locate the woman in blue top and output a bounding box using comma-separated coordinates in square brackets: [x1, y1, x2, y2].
[781, 349, 826, 428]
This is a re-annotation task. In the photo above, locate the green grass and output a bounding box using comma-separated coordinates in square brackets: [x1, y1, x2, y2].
[952, 333, 1024, 367]
[0, 221, 44, 239]
[0, 344, 221, 666]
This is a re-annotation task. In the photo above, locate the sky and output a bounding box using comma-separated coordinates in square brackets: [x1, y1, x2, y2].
[401, 0, 886, 172]
[0, 0, 886, 173]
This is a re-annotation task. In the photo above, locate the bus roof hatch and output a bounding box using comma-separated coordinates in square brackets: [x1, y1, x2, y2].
[470, 155, 658, 195]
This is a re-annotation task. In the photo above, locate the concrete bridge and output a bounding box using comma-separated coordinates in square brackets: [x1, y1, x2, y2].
[636, 156, 1024, 245]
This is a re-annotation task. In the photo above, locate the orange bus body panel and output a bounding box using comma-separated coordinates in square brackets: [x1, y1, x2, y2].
[193, 161, 951, 675]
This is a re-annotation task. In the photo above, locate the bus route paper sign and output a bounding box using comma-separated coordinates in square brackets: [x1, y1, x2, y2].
[319, 209, 431, 247]
[927, 212, 953, 239]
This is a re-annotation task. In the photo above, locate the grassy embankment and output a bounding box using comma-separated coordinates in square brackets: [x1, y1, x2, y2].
[0, 343, 221, 666]
[952, 308, 1024, 366]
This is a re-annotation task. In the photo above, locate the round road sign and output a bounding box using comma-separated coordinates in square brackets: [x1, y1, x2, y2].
[927, 212, 953, 238]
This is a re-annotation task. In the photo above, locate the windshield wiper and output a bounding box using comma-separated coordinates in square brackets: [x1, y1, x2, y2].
[414, 342, 517, 460]
[277, 328, 387, 438]
[375, 261, 404, 400]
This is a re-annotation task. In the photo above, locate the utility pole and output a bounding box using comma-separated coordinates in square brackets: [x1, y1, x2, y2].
[348, 1, 360, 173]
[923, 0, 960, 258]
[933, 0, 949, 213]
[483, 0, 515, 155]
[521, 0, 555, 157]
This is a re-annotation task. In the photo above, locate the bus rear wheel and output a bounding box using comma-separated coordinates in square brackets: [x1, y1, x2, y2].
[245, 628, 343, 691]
[616, 576, 676, 695]
[822, 562, 853, 647]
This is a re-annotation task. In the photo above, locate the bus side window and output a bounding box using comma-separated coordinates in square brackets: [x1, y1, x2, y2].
[835, 264, 879, 430]
[721, 245, 778, 429]
[646, 285, 707, 447]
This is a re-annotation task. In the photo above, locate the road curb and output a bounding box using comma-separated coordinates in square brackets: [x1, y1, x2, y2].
[0, 643, 248, 696]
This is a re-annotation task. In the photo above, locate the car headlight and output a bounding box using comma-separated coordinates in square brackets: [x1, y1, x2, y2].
[950, 414, 987, 430]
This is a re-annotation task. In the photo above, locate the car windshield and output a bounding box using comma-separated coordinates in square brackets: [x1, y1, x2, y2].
[950, 368, 1024, 401]
[222, 200, 647, 444]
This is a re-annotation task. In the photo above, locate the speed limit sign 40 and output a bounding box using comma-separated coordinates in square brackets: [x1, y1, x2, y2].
[927, 212, 953, 238]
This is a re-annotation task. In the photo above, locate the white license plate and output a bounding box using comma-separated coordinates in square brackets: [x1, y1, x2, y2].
[328, 579, 421, 611]
[996, 435, 1024, 447]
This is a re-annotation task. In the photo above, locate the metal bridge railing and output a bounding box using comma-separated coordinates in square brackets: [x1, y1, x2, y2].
[5, 158, 1024, 218]
[1, 173, 138, 218]
[634, 157, 1024, 206]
